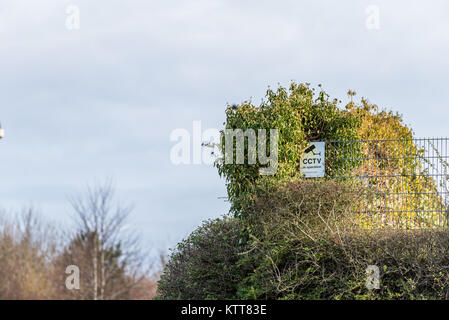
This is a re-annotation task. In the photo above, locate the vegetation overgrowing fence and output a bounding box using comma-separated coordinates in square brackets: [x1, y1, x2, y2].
[327, 138, 449, 229]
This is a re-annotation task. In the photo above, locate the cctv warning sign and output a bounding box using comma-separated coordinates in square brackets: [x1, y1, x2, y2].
[300, 142, 325, 178]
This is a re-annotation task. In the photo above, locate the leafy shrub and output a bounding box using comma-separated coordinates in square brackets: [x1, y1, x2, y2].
[160, 180, 449, 300]
[157, 216, 250, 300]
[344, 99, 445, 228]
[238, 180, 367, 299]
[216, 83, 360, 218]
[238, 180, 449, 299]
[347, 98, 413, 141]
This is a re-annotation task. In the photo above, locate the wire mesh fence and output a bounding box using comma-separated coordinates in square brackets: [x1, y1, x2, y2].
[327, 138, 449, 230]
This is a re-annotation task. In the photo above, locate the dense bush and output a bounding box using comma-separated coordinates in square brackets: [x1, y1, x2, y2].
[238, 180, 449, 299]
[238, 180, 366, 299]
[157, 216, 250, 300]
[216, 83, 360, 218]
[159, 180, 449, 300]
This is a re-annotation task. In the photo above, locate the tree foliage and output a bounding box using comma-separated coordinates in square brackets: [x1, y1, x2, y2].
[216, 82, 360, 218]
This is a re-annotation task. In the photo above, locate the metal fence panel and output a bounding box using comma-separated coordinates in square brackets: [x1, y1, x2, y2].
[327, 138, 449, 229]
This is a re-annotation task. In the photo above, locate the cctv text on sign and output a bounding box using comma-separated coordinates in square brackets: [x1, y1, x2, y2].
[300, 142, 325, 178]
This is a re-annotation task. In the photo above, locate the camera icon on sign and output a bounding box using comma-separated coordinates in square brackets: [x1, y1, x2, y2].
[304, 144, 321, 156]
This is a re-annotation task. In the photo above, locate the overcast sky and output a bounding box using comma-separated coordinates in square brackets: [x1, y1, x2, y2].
[1, 0, 449, 253]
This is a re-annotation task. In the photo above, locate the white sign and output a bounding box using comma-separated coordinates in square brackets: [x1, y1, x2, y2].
[299, 141, 325, 178]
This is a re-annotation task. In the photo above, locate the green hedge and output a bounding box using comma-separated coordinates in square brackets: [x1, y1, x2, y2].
[157, 216, 249, 300]
[158, 180, 449, 300]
